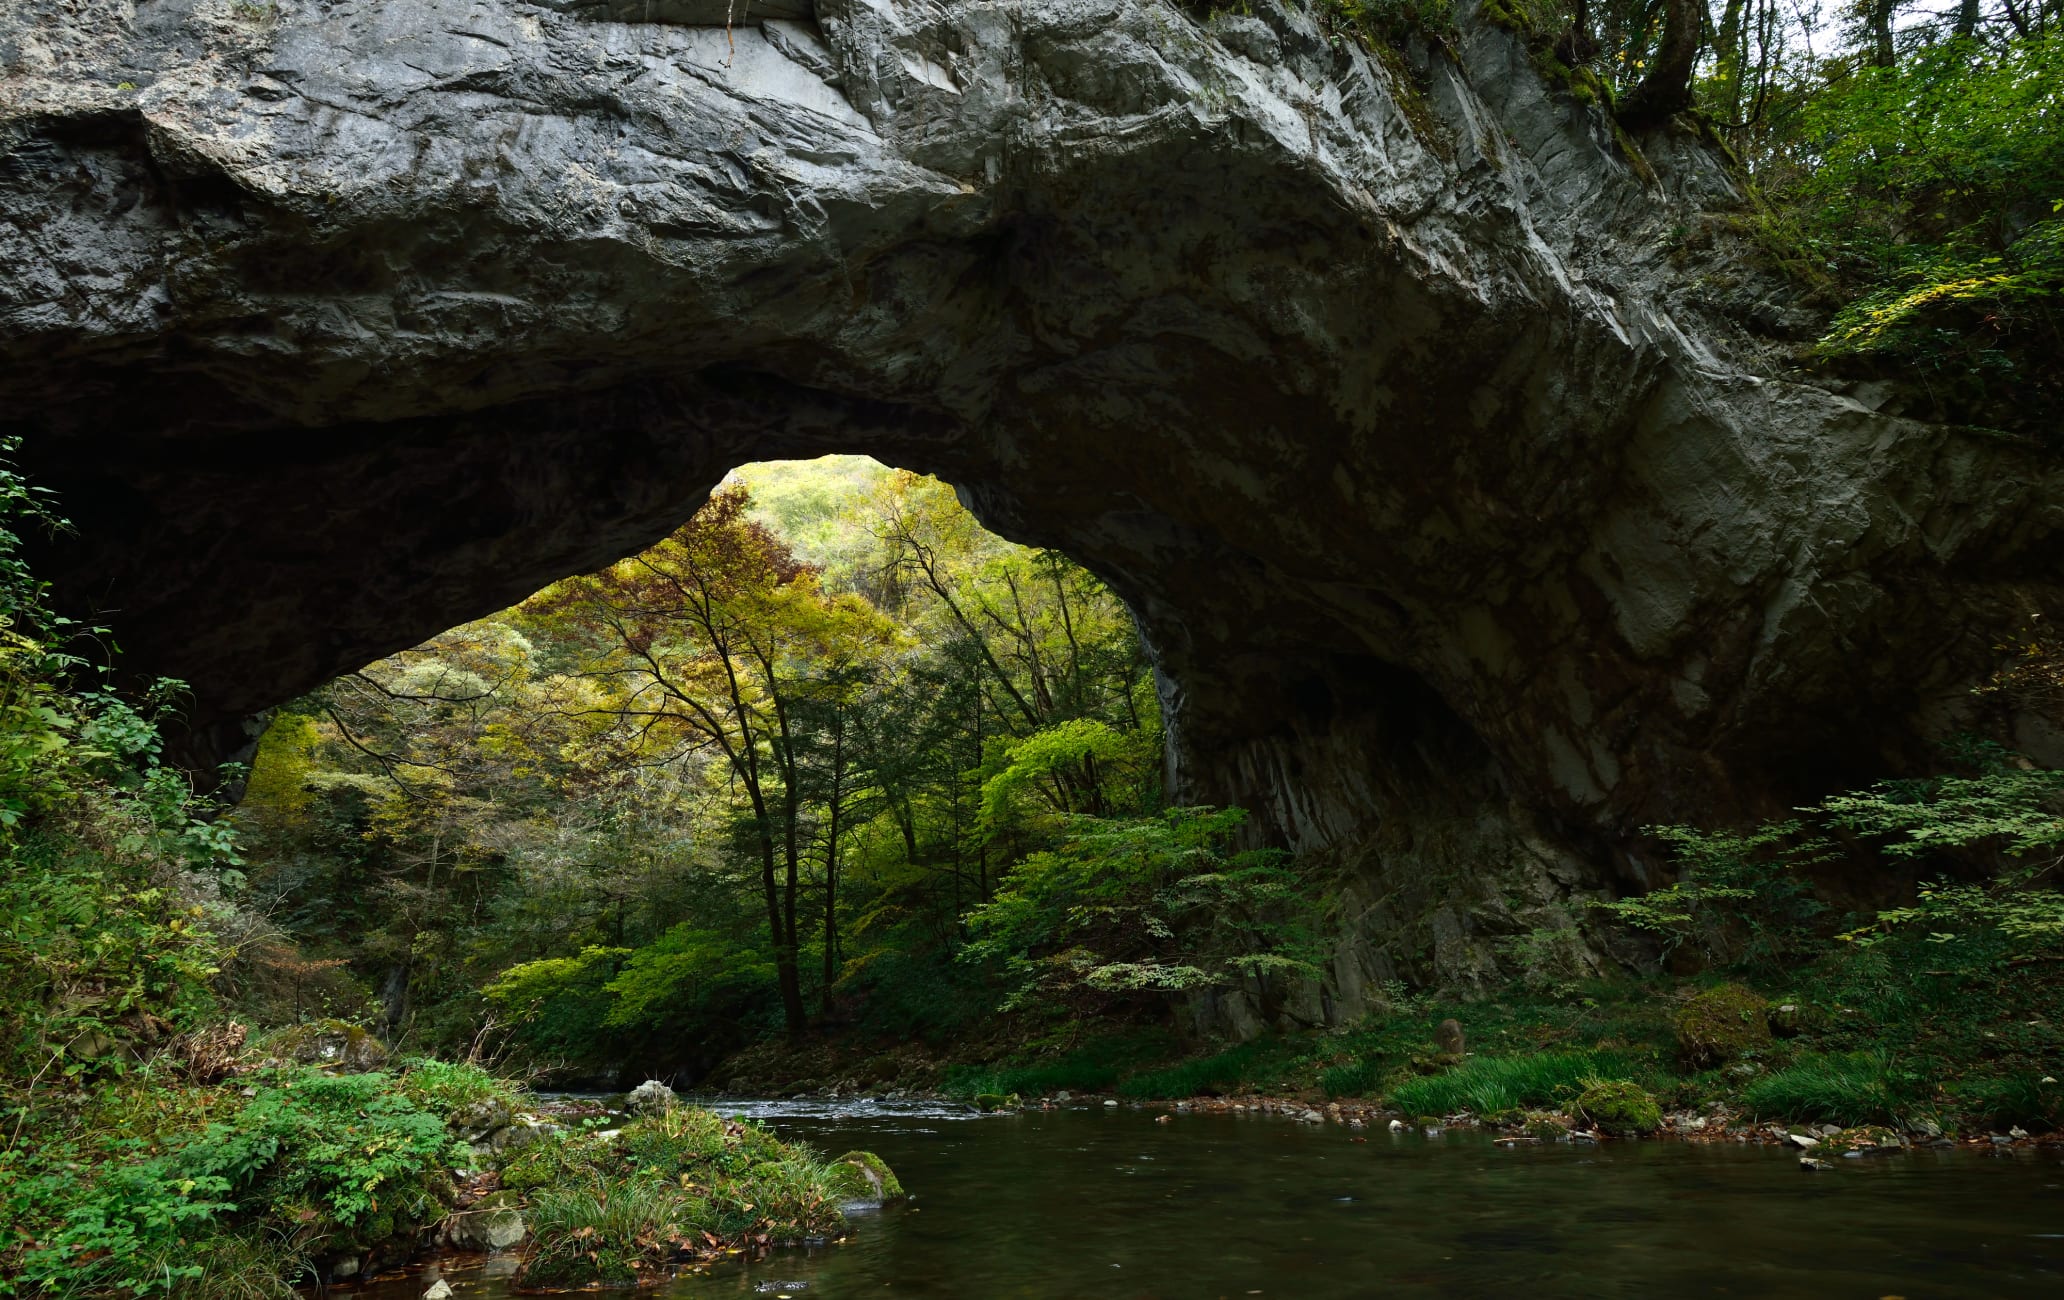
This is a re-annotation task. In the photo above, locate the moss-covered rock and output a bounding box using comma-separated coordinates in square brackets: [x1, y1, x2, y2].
[261, 1019, 389, 1073]
[1675, 983, 1772, 1066]
[1574, 1079, 1662, 1135]
[830, 1150, 905, 1201]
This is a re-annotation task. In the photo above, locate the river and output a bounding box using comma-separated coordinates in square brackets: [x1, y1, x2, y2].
[374, 1098, 2064, 1299]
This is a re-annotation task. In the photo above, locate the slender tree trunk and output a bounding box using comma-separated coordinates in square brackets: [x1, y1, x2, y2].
[1954, 0, 1981, 38]
[1617, 0, 1700, 126]
[1869, 0, 1897, 65]
[1714, 0, 1748, 122]
[820, 715, 843, 1016]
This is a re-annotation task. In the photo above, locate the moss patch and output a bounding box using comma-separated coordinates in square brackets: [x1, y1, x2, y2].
[1674, 983, 1772, 1066]
[1574, 1078, 1662, 1134]
[831, 1150, 906, 1200]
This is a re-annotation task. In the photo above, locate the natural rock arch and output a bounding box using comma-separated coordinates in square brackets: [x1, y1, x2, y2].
[5, 0, 2060, 1007]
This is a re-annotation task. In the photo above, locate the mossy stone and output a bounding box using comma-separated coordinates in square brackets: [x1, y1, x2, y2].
[1675, 983, 1772, 1066]
[831, 1150, 904, 1200]
[1574, 1079, 1662, 1135]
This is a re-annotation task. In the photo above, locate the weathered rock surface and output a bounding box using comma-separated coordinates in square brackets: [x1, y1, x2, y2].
[4, 0, 2061, 1012]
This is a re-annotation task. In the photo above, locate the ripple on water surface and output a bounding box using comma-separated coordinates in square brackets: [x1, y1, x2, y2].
[368, 1100, 2064, 1300]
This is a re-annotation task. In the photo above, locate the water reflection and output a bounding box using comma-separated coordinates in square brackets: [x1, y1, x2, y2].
[371, 1100, 2064, 1299]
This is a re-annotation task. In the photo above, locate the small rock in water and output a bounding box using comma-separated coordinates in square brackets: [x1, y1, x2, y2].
[1799, 1157, 1831, 1172]
[753, 1284, 808, 1294]
[423, 1282, 454, 1300]
[1388, 1119, 1407, 1132]
[1104, 1099, 1119, 1107]
[1155, 1113, 1173, 1124]
[1786, 1132, 1819, 1150]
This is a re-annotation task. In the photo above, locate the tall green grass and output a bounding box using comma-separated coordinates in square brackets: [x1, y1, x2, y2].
[1387, 1051, 1625, 1117]
[1318, 1057, 1388, 1098]
[1742, 1053, 1907, 1126]
[1116, 1039, 1288, 1099]
[944, 1029, 1181, 1098]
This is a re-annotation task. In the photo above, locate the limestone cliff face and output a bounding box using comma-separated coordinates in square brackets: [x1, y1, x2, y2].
[4, 0, 2060, 1013]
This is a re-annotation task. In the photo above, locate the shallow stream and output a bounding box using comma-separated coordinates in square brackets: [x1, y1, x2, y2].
[373, 1097, 2064, 1298]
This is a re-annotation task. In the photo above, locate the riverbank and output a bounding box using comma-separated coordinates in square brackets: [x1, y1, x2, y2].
[0, 1039, 904, 1297]
[701, 965, 2064, 1151]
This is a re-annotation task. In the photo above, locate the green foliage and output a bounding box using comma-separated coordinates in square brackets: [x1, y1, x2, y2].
[1306, 0, 1458, 46]
[1673, 982, 1772, 1066]
[1571, 1077, 1662, 1135]
[1773, 33, 2064, 428]
[481, 947, 630, 1062]
[960, 806, 1318, 1013]
[509, 1108, 853, 1287]
[943, 1027, 1182, 1097]
[1387, 1051, 1626, 1117]
[1116, 1038, 1304, 1100]
[601, 925, 779, 1038]
[521, 1179, 696, 1287]
[1594, 822, 1826, 969]
[242, 459, 1165, 1066]
[1948, 1072, 2062, 1132]
[394, 1057, 523, 1118]
[1, 1067, 465, 1297]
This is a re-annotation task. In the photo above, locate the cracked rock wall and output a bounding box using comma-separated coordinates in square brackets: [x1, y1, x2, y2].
[5, 0, 2060, 1013]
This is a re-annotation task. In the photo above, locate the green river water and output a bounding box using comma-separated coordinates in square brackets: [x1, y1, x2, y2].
[371, 1099, 2064, 1299]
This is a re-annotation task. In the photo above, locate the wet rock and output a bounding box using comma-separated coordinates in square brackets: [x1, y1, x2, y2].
[1799, 1157, 1831, 1172]
[1785, 1132, 1819, 1150]
[490, 1117, 564, 1153]
[444, 1191, 527, 1252]
[830, 1151, 904, 1202]
[423, 1281, 454, 1300]
[450, 1096, 514, 1141]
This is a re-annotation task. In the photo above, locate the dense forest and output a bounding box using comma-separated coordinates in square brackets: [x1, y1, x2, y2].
[229, 459, 1222, 1077]
[2, 0, 2062, 1294]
